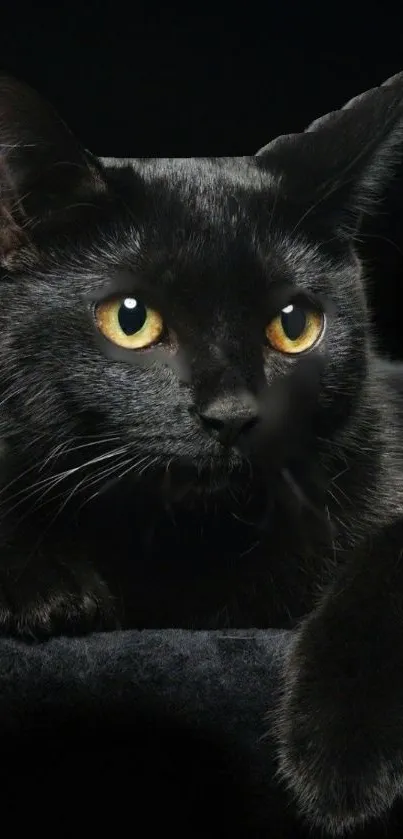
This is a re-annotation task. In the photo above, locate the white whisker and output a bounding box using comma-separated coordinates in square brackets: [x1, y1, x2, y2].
[2, 444, 129, 516]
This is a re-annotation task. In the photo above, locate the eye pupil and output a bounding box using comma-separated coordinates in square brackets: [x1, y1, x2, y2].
[280, 304, 306, 341]
[118, 298, 147, 336]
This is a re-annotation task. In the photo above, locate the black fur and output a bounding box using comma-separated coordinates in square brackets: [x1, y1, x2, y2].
[1, 73, 403, 833]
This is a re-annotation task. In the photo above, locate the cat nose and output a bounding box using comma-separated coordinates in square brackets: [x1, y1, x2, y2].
[197, 392, 260, 447]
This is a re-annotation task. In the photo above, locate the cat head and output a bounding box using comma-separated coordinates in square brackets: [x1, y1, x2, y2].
[0, 73, 402, 511]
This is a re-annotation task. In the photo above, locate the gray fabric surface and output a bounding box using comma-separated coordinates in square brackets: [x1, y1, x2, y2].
[0, 628, 401, 837]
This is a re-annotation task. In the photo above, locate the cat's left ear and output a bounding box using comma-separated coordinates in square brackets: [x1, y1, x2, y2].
[0, 75, 107, 266]
[255, 72, 403, 238]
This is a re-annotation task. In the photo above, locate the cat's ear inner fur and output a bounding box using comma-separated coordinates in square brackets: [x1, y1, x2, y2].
[0, 75, 107, 268]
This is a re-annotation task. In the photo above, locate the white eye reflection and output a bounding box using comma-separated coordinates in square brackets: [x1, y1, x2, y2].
[123, 298, 138, 309]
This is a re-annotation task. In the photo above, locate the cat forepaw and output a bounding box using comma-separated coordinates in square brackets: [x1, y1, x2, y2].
[0, 562, 118, 640]
[274, 631, 403, 835]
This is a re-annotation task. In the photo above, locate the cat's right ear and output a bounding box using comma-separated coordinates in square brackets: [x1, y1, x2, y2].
[255, 72, 403, 238]
[0, 75, 107, 267]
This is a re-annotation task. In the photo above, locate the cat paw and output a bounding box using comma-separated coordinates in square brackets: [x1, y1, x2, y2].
[273, 626, 403, 835]
[0, 560, 118, 640]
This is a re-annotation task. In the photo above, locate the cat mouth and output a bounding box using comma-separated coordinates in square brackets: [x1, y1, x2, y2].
[157, 449, 249, 501]
[97, 446, 248, 505]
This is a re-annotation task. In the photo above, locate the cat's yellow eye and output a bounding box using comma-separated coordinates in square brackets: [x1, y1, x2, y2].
[266, 303, 324, 354]
[95, 297, 164, 349]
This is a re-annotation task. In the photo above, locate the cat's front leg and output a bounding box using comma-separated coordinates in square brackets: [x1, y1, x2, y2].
[275, 521, 403, 835]
[0, 550, 118, 639]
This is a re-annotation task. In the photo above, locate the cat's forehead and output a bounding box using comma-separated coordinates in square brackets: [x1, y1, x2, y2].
[103, 156, 294, 276]
[105, 155, 270, 189]
[105, 156, 276, 226]
[92, 157, 344, 301]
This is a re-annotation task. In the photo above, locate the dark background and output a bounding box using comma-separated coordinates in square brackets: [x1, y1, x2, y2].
[1, 8, 402, 158]
[0, 6, 403, 352]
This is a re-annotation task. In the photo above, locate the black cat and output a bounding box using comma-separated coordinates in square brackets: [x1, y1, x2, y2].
[1, 72, 403, 834]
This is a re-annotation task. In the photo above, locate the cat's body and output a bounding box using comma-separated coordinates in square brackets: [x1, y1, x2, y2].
[2, 74, 403, 833]
[0, 153, 397, 633]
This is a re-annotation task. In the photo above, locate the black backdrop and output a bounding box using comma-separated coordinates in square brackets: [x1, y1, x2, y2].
[1, 6, 402, 356]
[0, 7, 402, 157]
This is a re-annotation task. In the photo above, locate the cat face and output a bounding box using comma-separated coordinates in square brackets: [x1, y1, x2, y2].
[0, 73, 401, 504]
[0, 157, 367, 500]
